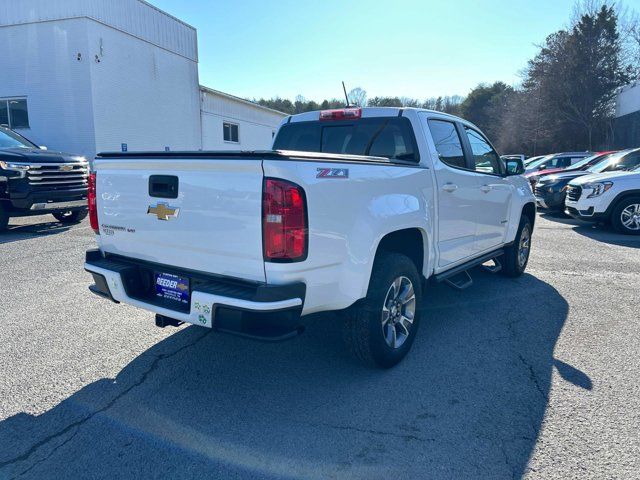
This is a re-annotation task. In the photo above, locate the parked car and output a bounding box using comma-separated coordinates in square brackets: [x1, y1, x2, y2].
[538, 148, 640, 212]
[565, 160, 640, 234]
[0, 126, 89, 231]
[533, 151, 622, 210]
[524, 151, 592, 174]
[525, 151, 616, 189]
[84, 107, 536, 368]
[524, 155, 546, 167]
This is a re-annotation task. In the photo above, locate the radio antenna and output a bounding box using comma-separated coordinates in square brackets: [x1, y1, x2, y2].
[342, 81, 351, 107]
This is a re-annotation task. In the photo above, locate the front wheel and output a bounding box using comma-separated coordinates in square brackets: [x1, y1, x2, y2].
[344, 252, 422, 368]
[611, 197, 640, 235]
[502, 215, 532, 277]
[52, 209, 88, 224]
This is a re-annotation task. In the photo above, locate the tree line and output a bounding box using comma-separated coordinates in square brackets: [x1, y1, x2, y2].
[254, 2, 639, 155]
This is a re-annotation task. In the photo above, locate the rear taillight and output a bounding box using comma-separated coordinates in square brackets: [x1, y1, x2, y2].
[319, 108, 362, 121]
[262, 178, 307, 262]
[88, 172, 99, 234]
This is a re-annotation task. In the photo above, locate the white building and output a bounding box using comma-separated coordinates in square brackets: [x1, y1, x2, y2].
[0, 0, 286, 157]
[614, 82, 640, 149]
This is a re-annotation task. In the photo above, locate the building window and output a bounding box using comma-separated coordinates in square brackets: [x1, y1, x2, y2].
[0, 98, 29, 129]
[223, 122, 239, 143]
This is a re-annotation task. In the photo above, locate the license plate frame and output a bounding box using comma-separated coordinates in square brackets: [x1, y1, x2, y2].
[154, 272, 190, 307]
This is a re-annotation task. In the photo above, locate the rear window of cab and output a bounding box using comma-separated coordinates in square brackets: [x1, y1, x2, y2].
[273, 117, 420, 163]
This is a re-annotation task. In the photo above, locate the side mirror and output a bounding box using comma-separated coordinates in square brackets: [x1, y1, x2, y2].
[537, 164, 547, 170]
[39, 146, 48, 150]
[505, 158, 525, 176]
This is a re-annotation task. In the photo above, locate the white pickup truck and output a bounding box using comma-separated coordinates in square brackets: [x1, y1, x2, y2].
[85, 107, 536, 367]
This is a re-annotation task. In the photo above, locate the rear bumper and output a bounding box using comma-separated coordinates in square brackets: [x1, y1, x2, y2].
[84, 249, 306, 341]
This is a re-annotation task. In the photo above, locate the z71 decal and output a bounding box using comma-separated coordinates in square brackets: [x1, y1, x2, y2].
[316, 168, 349, 179]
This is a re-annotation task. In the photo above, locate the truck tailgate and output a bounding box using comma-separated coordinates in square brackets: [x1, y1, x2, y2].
[93, 158, 265, 282]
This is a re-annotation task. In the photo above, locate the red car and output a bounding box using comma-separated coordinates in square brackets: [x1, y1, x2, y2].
[525, 151, 616, 188]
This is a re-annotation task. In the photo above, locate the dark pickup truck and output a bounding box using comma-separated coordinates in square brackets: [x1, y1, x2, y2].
[0, 126, 89, 231]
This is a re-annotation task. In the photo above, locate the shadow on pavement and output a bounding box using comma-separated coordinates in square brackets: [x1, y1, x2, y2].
[0, 270, 583, 479]
[538, 210, 581, 225]
[570, 224, 640, 248]
[540, 210, 640, 248]
[0, 220, 73, 245]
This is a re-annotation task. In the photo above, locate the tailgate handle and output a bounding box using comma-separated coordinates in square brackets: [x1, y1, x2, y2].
[149, 175, 179, 199]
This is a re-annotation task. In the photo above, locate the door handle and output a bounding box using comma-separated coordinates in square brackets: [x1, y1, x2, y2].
[149, 175, 179, 199]
[480, 184, 492, 193]
[442, 183, 458, 193]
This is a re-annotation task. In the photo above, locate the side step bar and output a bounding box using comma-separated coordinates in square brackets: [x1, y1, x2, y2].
[482, 256, 502, 274]
[434, 249, 505, 290]
[444, 270, 473, 290]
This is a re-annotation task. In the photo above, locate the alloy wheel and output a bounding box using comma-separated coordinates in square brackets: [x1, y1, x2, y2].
[381, 276, 416, 349]
[518, 225, 531, 268]
[620, 204, 640, 231]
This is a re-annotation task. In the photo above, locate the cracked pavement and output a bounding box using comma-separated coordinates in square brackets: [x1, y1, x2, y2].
[1, 214, 639, 479]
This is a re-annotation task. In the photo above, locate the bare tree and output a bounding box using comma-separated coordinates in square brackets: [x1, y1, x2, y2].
[400, 97, 421, 107]
[620, 6, 640, 78]
[348, 88, 367, 107]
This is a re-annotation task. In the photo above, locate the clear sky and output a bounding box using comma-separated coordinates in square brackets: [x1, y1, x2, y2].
[149, 0, 632, 102]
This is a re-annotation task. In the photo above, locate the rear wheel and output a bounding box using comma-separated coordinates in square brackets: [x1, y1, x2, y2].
[344, 252, 422, 368]
[52, 209, 88, 224]
[611, 196, 640, 235]
[502, 215, 532, 277]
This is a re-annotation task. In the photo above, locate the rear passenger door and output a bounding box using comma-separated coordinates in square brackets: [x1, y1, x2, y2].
[423, 116, 481, 268]
[461, 126, 513, 253]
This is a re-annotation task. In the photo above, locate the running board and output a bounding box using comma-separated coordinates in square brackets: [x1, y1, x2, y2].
[434, 249, 505, 290]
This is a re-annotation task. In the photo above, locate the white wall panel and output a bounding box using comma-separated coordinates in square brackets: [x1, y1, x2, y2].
[0, 2, 284, 157]
[201, 89, 286, 128]
[201, 113, 277, 151]
[0, 18, 97, 156]
[0, 0, 197, 61]
[88, 21, 201, 153]
[616, 82, 640, 118]
[201, 89, 286, 150]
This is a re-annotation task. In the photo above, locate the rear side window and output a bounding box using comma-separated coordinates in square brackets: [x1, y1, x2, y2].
[273, 117, 419, 162]
[0, 102, 8, 127]
[549, 157, 564, 168]
[603, 152, 640, 172]
[427, 119, 466, 169]
[550, 156, 576, 168]
[464, 127, 503, 175]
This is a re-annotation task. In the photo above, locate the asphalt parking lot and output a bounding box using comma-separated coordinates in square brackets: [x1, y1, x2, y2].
[0, 213, 639, 479]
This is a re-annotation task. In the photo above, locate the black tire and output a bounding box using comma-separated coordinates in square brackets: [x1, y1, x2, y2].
[611, 196, 640, 235]
[52, 209, 88, 224]
[344, 252, 422, 369]
[502, 215, 533, 277]
[0, 202, 9, 232]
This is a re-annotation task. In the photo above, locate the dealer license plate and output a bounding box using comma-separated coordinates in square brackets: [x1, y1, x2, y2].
[155, 272, 190, 306]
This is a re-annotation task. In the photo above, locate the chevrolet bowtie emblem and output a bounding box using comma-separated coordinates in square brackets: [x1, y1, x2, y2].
[147, 203, 180, 221]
